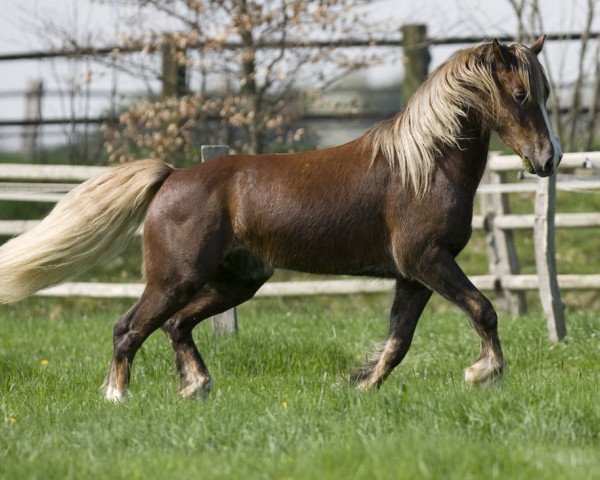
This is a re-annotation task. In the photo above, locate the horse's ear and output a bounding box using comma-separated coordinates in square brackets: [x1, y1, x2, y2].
[492, 38, 511, 65]
[530, 34, 546, 55]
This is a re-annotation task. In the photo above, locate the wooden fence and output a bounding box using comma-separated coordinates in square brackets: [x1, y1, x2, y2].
[2, 150, 600, 340]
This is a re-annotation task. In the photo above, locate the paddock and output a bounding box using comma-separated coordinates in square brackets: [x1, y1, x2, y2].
[2, 294, 600, 479]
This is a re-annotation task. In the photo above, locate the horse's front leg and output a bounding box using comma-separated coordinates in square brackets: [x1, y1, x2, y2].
[351, 279, 432, 390]
[415, 248, 504, 386]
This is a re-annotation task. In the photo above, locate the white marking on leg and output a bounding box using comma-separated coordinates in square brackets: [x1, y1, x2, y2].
[356, 338, 399, 391]
[464, 350, 503, 387]
[539, 102, 562, 167]
[105, 385, 127, 403]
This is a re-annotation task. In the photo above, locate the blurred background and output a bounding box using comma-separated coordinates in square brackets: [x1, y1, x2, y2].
[0, 0, 598, 165]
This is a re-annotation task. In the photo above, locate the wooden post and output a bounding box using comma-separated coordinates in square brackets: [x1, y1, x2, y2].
[401, 24, 430, 106]
[162, 34, 187, 97]
[481, 167, 527, 316]
[534, 174, 566, 342]
[21, 79, 43, 160]
[200, 145, 238, 334]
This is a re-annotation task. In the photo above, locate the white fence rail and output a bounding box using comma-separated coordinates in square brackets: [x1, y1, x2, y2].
[33, 274, 600, 299]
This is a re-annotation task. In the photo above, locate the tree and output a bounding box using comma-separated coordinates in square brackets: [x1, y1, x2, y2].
[100, 0, 387, 163]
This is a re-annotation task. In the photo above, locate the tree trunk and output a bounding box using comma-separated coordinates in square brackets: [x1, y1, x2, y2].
[238, 0, 263, 154]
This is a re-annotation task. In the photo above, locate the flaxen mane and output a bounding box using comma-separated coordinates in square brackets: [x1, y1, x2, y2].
[362, 42, 549, 194]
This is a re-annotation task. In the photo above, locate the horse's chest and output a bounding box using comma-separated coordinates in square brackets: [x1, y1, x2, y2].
[430, 198, 474, 251]
[398, 195, 474, 252]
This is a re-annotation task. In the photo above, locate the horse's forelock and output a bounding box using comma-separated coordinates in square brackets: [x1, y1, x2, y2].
[511, 44, 548, 104]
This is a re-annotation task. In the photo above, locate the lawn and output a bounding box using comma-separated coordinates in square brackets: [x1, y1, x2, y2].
[2, 295, 600, 479]
[2, 150, 600, 478]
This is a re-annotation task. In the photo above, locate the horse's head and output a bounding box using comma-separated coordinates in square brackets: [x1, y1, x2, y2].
[489, 36, 562, 177]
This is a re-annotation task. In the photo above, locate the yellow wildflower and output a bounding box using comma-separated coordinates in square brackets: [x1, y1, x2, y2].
[40, 359, 49, 367]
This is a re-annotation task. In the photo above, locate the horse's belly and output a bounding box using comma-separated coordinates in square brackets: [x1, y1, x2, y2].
[240, 229, 395, 277]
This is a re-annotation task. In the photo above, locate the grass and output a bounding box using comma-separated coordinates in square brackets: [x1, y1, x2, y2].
[2, 296, 600, 479]
[2, 150, 600, 478]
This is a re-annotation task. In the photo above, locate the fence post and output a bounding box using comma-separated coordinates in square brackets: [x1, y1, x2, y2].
[534, 174, 566, 341]
[481, 164, 527, 316]
[162, 34, 187, 97]
[401, 24, 430, 106]
[21, 79, 43, 160]
[201, 144, 238, 334]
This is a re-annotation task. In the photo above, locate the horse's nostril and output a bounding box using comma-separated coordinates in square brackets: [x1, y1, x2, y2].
[544, 157, 555, 175]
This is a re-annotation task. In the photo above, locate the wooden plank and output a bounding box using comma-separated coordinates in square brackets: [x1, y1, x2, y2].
[487, 151, 600, 171]
[0, 163, 109, 181]
[34, 274, 600, 300]
[38, 282, 145, 298]
[477, 179, 600, 194]
[0, 182, 76, 193]
[201, 145, 229, 163]
[0, 192, 64, 202]
[32, 277, 477, 299]
[201, 145, 237, 334]
[473, 213, 600, 230]
[0, 220, 144, 236]
[32, 274, 600, 300]
[502, 274, 600, 290]
[258, 279, 396, 296]
[472, 215, 484, 229]
[0, 220, 41, 235]
[401, 24, 430, 106]
[493, 212, 600, 230]
[0, 150, 598, 183]
[22, 80, 43, 160]
[36, 280, 391, 299]
[480, 170, 526, 316]
[534, 175, 566, 342]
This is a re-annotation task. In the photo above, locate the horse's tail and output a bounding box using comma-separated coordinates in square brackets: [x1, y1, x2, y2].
[0, 159, 173, 303]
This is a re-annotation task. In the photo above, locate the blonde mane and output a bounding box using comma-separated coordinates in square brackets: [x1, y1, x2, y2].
[362, 42, 548, 194]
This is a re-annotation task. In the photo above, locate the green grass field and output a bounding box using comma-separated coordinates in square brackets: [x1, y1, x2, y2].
[2, 295, 600, 479]
[2, 151, 600, 478]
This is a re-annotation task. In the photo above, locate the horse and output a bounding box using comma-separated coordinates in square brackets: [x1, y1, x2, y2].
[0, 36, 561, 401]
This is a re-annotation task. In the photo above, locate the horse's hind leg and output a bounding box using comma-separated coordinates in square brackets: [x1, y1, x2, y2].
[104, 281, 197, 402]
[163, 255, 273, 398]
[351, 279, 432, 390]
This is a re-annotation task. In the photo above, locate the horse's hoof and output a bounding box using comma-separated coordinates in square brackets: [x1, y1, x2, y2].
[105, 385, 128, 403]
[464, 357, 503, 387]
[355, 381, 372, 392]
[179, 378, 213, 399]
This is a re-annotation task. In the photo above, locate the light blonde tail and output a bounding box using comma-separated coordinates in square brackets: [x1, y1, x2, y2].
[0, 159, 172, 303]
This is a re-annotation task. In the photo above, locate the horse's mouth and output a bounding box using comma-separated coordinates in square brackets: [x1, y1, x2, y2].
[522, 156, 536, 174]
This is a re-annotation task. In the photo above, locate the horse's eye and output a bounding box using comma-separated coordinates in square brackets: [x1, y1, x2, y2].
[514, 91, 527, 104]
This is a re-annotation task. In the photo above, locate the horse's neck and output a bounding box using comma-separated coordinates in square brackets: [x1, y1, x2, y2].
[441, 117, 491, 196]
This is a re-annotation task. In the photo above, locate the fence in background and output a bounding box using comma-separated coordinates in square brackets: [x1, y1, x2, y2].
[0, 26, 597, 161]
[2, 149, 600, 340]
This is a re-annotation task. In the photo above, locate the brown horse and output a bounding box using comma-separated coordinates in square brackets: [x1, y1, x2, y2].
[0, 36, 561, 401]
